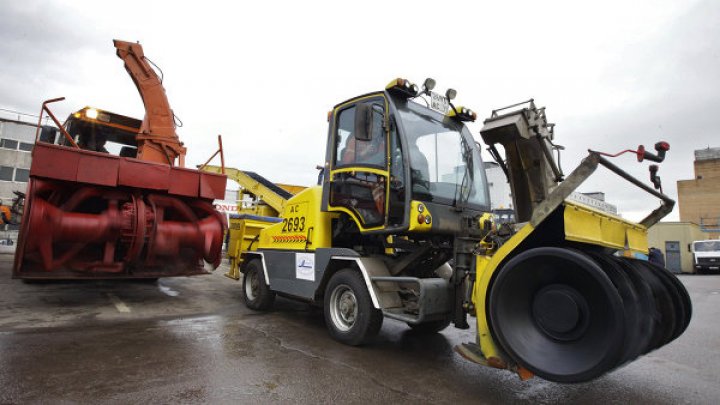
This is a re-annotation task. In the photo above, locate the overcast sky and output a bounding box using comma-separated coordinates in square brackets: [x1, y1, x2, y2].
[1, 0, 718, 221]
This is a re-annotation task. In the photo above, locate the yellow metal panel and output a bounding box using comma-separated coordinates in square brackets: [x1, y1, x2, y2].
[258, 186, 337, 251]
[564, 204, 604, 246]
[407, 200, 433, 232]
[226, 217, 276, 279]
[600, 216, 627, 249]
[627, 226, 649, 253]
[473, 223, 535, 362]
[238, 204, 278, 217]
[563, 201, 647, 250]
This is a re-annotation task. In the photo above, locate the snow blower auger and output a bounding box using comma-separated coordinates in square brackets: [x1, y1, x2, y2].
[13, 40, 227, 280]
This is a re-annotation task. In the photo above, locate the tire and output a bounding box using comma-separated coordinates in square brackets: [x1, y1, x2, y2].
[243, 259, 275, 310]
[407, 318, 452, 334]
[324, 269, 383, 346]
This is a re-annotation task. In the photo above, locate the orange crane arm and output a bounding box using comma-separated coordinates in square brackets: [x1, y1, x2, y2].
[113, 39, 186, 167]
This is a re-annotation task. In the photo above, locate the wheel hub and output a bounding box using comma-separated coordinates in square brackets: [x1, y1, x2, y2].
[330, 285, 358, 331]
[532, 284, 589, 341]
[246, 272, 259, 300]
[338, 291, 357, 324]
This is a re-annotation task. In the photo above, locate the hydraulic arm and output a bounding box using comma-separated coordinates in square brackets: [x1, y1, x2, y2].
[113, 40, 187, 166]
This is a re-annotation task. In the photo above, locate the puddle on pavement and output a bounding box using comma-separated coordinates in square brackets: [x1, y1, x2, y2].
[158, 284, 180, 297]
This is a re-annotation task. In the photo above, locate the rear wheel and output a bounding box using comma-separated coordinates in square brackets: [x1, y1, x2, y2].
[324, 269, 383, 346]
[243, 259, 275, 310]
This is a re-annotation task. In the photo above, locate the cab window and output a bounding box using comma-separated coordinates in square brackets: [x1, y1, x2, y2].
[335, 106, 356, 166]
[334, 103, 386, 168]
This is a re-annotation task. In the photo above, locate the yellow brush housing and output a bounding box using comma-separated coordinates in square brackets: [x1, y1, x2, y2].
[472, 201, 650, 366]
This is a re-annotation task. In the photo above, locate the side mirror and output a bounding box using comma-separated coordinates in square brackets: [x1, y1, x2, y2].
[354, 103, 373, 141]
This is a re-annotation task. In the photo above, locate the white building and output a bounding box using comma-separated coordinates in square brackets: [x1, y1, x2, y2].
[0, 116, 37, 206]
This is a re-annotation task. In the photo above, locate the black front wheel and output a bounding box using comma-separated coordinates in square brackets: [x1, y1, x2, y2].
[324, 269, 383, 346]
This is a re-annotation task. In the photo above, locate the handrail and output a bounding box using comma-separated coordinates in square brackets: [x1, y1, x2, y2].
[198, 135, 225, 175]
[34, 97, 79, 149]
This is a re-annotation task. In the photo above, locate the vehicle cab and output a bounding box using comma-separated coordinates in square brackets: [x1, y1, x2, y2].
[61, 107, 142, 158]
[321, 78, 491, 238]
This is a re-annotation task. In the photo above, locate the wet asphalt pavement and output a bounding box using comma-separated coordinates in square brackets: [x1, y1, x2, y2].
[1, 253, 719, 404]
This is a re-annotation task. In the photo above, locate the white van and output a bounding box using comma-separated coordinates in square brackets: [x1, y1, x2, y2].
[691, 240, 720, 274]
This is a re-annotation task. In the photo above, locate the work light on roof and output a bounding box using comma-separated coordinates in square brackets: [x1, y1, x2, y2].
[386, 78, 419, 97]
[423, 78, 436, 93]
[449, 106, 477, 122]
[85, 108, 99, 119]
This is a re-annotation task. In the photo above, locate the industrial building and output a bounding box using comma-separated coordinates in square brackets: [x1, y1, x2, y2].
[0, 114, 40, 241]
[0, 116, 36, 205]
[677, 147, 720, 238]
[647, 147, 720, 273]
[647, 222, 705, 273]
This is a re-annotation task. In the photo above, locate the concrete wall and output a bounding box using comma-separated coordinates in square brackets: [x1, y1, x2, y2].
[647, 222, 706, 273]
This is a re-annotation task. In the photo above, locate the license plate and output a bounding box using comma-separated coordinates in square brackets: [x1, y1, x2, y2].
[430, 92, 449, 114]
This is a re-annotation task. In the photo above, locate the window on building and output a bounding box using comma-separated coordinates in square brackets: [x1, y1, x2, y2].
[0, 166, 13, 181]
[14, 168, 29, 182]
[0, 139, 18, 150]
[19, 142, 33, 152]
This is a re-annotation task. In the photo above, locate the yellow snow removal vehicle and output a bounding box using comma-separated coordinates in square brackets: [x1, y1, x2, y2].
[224, 78, 690, 383]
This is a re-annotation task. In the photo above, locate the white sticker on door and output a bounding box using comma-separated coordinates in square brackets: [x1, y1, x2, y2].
[295, 253, 315, 281]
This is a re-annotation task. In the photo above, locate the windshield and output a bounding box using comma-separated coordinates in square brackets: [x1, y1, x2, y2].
[694, 241, 720, 252]
[396, 100, 489, 208]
